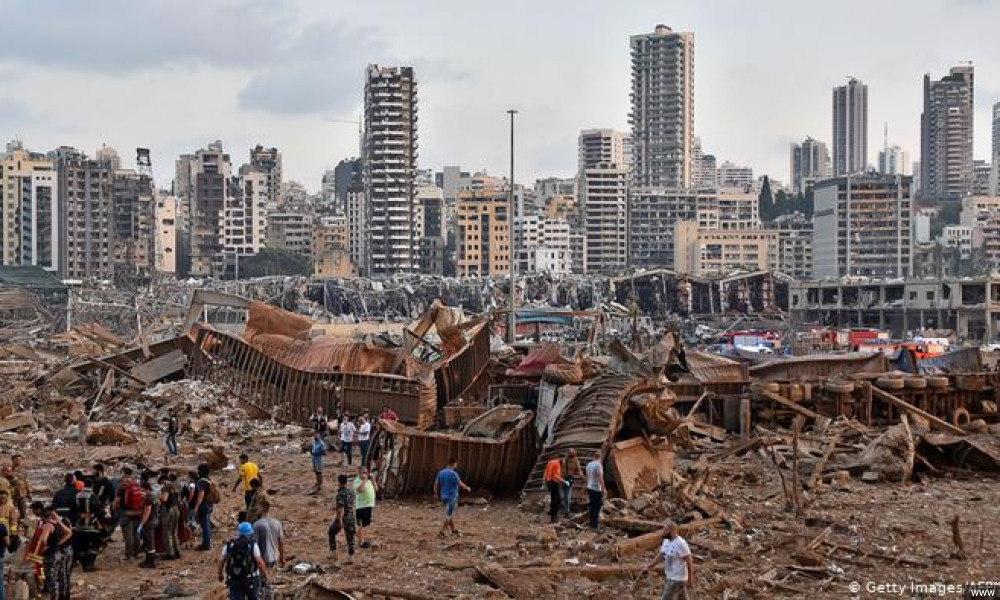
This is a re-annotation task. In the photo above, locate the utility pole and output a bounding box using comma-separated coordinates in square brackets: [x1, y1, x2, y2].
[507, 109, 518, 345]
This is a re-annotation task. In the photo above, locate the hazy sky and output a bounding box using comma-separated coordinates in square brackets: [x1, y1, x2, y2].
[0, 0, 998, 191]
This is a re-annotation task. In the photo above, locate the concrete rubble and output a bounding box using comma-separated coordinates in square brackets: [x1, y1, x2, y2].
[0, 275, 996, 598]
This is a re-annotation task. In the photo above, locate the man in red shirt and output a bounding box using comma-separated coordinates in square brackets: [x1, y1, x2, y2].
[543, 455, 566, 523]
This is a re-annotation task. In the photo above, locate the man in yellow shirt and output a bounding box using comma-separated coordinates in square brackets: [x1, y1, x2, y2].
[232, 454, 260, 510]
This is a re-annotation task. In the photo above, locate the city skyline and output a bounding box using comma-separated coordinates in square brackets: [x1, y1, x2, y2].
[0, 1, 998, 190]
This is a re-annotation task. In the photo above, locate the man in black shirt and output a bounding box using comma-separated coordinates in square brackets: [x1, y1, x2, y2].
[52, 474, 79, 525]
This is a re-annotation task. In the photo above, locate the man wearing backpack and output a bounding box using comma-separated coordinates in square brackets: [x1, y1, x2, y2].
[217, 522, 268, 600]
[113, 467, 142, 560]
[192, 463, 218, 551]
[137, 479, 158, 569]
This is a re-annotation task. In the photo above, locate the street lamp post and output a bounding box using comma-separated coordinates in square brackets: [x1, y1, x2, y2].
[507, 109, 518, 345]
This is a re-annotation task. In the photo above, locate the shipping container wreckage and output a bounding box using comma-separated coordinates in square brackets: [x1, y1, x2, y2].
[140, 290, 999, 504]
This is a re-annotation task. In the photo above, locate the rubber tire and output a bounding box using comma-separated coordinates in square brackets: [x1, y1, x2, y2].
[951, 408, 970, 428]
[926, 376, 949, 389]
[825, 381, 855, 394]
[903, 377, 927, 389]
[875, 377, 905, 390]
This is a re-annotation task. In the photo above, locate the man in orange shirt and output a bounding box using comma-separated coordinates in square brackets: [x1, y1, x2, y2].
[543, 454, 566, 523]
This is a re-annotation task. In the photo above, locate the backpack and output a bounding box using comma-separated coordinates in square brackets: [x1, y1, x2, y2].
[224, 537, 258, 583]
[201, 478, 221, 505]
[123, 482, 144, 512]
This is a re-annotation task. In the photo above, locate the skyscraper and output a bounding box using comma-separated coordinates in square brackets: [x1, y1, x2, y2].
[991, 101, 1000, 196]
[832, 78, 868, 176]
[630, 25, 694, 189]
[0, 142, 59, 272]
[789, 137, 831, 194]
[248, 145, 282, 212]
[878, 146, 909, 176]
[52, 146, 115, 279]
[363, 64, 419, 275]
[578, 129, 629, 274]
[920, 65, 974, 200]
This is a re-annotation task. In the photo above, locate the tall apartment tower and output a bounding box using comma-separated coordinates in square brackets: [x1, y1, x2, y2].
[789, 137, 831, 194]
[249, 145, 282, 212]
[920, 65, 974, 200]
[578, 129, 629, 274]
[188, 141, 232, 277]
[630, 25, 694, 189]
[52, 147, 116, 280]
[832, 78, 868, 176]
[0, 142, 59, 272]
[364, 64, 419, 275]
[990, 101, 1000, 196]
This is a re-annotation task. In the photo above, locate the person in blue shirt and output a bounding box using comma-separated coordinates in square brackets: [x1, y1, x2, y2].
[433, 458, 470, 538]
[310, 433, 327, 495]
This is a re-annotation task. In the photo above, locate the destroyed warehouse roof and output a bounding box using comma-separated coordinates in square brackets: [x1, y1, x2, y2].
[0, 265, 67, 291]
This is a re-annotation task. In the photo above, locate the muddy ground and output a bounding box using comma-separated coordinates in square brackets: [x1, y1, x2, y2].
[7, 425, 999, 600]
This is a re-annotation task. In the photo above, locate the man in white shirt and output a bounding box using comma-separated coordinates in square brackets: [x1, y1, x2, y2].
[643, 521, 695, 599]
[357, 413, 372, 467]
[584, 458, 605, 529]
[339, 415, 357, 466]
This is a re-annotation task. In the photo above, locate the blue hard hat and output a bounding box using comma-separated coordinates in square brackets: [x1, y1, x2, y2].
[238, 522, 253, 536]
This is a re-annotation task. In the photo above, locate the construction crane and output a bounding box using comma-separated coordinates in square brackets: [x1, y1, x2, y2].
[326, 116, 363, 156]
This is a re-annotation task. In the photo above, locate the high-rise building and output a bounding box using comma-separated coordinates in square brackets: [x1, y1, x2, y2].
[812, 174, 912, 278]
[920, 65, 974, 200]
[878, 145, 909, 176]
[267, 195, 315, 258]
[991, 102, 1000, 196]
[346, 185, 367, 275]
[249, 145, 282, 211]
[364, 64, 419, 275]
[630, 25, 695, 189]
[111, 168, 156, 278]
[333, 157, 363, 212]
[789, 137, 831, 194]
[578, 129, 629, 274]
[0, 142, 59, 272]
[53, 146, 115, 280]
[691, 138, 718, 190]
[832, 78, 868, 176]
[187, 141, 231, 277]
[155, 193, 177, 276]
[629, 189, 704, 268]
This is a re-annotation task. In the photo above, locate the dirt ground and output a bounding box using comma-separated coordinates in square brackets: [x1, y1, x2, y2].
[7, 424, 999, 600]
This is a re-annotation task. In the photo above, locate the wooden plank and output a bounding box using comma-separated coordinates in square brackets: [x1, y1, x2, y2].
[869, 387, 964, 434]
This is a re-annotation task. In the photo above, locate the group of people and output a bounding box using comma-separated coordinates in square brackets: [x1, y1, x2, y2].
[308, 406, 398, 470]
[543, 449, 607, 528]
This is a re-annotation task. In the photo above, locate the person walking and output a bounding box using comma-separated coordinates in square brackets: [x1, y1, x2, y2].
[192, 463, 217, 551]
[10, 454, 30, 519]
[310, 432, 327, 494]
[328, 474, 356, 562]
[642, 521, 696, 600]
[38, 506, 73, 600]
[434, 458, 470, 538]
[338, 415, 357, 466]
[357, 413, 372, 467]
[562, 449, 582, 515]
[159, 482, 181, 560]
[585, 457, 605, 529]
[113, 467, 142, 559]
[218, 522, 268, 600]
[165, 413, 180, 457]
[78, 412, 89, 454]
[245, 479, 268, 523]
[253, 500, 284, 600]
[353, 467, 376, 549]
[137, 480, 158, 569]
[543, 454, 567, 523]
[232, 454, 260, 511]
